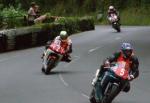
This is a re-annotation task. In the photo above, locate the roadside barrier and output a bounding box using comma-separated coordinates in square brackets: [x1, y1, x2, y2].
[0, 17, 95, 53]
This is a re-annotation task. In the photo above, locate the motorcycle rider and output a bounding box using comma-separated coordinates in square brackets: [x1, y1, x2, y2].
[92, 42, 139, 102]
[107, 5, 120, 24]
[42, 30, 72, 63]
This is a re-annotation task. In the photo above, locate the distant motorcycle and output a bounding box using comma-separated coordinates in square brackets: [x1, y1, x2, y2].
[42, 40, 66, 75]
[109, 13, 121, 32]
[90, 61, 130, 103]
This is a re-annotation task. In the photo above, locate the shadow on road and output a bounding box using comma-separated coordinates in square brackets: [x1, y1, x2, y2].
[47, 70, 79, 75]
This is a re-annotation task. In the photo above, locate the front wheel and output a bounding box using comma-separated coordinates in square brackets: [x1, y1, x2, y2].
[102, 84, 120, 103]
[45, 58, 55, 75]
[116, 26, 121, 32]
[112, 22, 121, 32]
[89, 89, 97, 103]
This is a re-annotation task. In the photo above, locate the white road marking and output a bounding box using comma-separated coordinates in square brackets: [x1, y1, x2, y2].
[59, 55, 80, 86]
[59, 74, 69, 87]
[88, 47, 99, 53]
[82, 93, 89, 99]
[115, 37, 121, 40]
[59, 72, 90, 99]
[59, 55, 90, 99]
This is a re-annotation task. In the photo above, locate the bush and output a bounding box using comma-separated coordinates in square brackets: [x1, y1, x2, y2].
[54, 17, 80, 34]
[78, 16, 95, 31]
[120, 7, 150, 25]
[0, 5, 26, 29]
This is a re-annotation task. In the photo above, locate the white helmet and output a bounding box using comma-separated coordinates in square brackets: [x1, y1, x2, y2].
[109, 5, 114, 10]
[60, 31, 68, 40]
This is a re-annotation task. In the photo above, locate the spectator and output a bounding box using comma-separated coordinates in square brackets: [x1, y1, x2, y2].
[27, 2, 37, 25]
[27, 2, 48, 25]
[34, 5, 40, 16]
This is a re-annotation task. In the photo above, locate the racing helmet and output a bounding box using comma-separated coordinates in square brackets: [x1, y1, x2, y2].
[121, 42, 133, 58]
[60, 31, 68, 40]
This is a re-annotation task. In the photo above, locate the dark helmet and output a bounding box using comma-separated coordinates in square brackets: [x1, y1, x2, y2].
[31, 2, 36, 7]
[60, 31, 68, 40]
[121, 42, 133, 58]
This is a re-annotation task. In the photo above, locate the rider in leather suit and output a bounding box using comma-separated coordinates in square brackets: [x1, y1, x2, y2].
[42, 31, 72, 62]
[107, 5, 120, 24]
[92, 42, 139, 93]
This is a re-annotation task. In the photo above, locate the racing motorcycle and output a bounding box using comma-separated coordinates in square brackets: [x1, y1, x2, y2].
[41, 40, 66, 75]
[90, 61, 130, 103]
[109, 13, 121, 32]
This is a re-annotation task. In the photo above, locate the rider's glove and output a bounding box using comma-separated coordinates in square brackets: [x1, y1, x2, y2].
[128, 74, 134, 81]
[92, 69, 100, 86]
[104, 60, 110, 67]
[92, 77, 98, 86]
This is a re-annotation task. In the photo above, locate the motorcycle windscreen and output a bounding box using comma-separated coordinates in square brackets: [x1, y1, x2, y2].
[50, 41, 66, 54]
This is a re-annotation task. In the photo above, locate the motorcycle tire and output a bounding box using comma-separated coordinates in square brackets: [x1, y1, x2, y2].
[41, 67, 45, 73]
[116, 26, 121, 32]
[102, 84, 119, 103]
[112, 22, 121, 32]
[45, 58, 55, 75]
[89, 89, 97, 103]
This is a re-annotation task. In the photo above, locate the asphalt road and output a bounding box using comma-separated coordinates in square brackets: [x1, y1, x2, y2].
[0, 25, 150, 103]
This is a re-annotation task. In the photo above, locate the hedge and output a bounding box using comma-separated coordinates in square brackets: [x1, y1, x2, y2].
[0, 16, 94, 52]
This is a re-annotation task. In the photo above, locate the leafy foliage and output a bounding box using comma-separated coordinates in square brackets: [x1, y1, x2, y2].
[0, 5, 26, 28]
[0, 0, 150, 26]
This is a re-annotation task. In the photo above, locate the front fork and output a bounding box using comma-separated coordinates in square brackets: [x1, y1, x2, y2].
[94, 81, 103, 103]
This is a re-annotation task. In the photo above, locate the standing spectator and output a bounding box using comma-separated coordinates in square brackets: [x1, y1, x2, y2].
[27, 2, 37, 25]
[27, 2, 48, 25]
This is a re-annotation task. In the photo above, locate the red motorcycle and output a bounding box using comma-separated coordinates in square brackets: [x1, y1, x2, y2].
[42, 40, 66, 75]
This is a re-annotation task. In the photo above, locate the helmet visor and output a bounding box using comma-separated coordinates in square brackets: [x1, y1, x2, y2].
[123, 49, 132, 57]
[61, 36, 67, 40]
